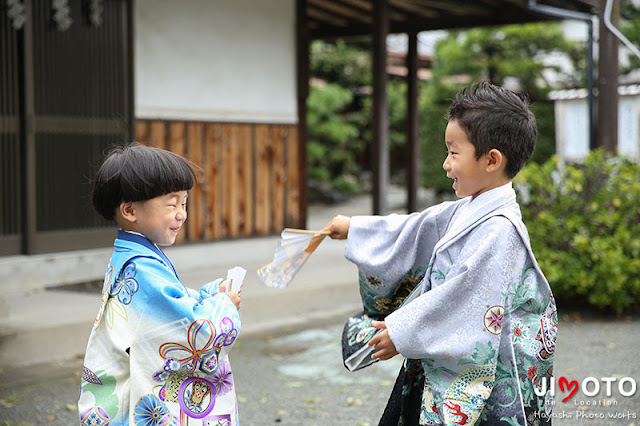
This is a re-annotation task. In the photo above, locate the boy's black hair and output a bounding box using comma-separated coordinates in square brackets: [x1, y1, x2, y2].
[92, 143, 197, 220]
[445, 81, 537, 178]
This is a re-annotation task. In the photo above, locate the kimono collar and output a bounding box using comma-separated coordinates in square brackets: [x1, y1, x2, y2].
[440, 182, 518, 248]
[117, 230, 179, 277]
[466, 181, 515, 213]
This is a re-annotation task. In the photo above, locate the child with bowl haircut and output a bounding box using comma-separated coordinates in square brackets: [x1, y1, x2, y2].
[79, 143, 242, 425]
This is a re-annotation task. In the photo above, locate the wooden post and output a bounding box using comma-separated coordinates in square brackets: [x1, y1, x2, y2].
[596, 0, 619, 154]
[406, 30, 419, 213]
[20, 0, 37, 254]
[372, 0, 389, 215]
[126, 0, 135, 142]
[296, 0, 309, 228]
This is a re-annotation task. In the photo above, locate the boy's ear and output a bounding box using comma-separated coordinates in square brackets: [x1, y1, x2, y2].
[119, 201, 136, 222]
[485, 149, 505, 173]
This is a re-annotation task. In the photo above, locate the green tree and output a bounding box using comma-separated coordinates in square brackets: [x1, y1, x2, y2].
[421, 23, 585, 193]
[308, 24, 586, 197]
[310, 40, 412, 194]
[307, 83, 363, 202]
[429, 24, 585, 98]
[311, 40, 371, 88]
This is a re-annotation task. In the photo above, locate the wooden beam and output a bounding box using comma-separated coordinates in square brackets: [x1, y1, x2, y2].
[339, 0, 406, 20]
[307, 6, 349, 27]
[596, 0, 619, 153]
[21, 0, 36, 254]
[34, 116, 125, 134]
[272, 126, 286, 231]
[407, 30, 419, 213]
[414, 0, 492, 16]
[390, 0, 438, 18]
[297, 0, 309, 228]
[126, 0, 135, 142]
[308, 0, 371, 23]
[340, 0, 372, 11]
[372, 0, 389, 215]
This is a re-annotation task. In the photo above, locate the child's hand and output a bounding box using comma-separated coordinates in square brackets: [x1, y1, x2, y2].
[227, 291, 241, 310]
[219, 280, 242, 309]
[218, 280, 243, 294]
[323, 215, 351, 240]
[368, 321, 399, 361]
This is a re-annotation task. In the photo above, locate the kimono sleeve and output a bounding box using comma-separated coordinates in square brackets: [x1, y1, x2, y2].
[344, 201, 458, 300]
[385, 217, 528, 422]
[131, 256, 241, 358]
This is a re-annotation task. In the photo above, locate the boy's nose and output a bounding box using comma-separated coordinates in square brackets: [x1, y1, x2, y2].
[177, 206, 187, 220]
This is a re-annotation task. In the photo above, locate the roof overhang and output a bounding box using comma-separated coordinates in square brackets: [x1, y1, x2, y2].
[306, 0, 598, 39]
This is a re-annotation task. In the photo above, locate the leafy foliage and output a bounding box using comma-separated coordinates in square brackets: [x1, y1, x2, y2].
[420, 22, 581, 193]
[514, 150, 640, 313]
[307, 83, 363, 201]
[419, 82, 457, 194]
[308, 23, 588, 198]
[429, 23, 585, 99]
[311, 40, 371, 88]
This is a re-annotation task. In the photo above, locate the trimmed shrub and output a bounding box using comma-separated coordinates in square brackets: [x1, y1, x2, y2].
[514, 150, 640, 314]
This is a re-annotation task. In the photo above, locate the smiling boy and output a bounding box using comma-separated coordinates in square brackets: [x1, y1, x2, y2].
[79, 144, 242, 425]
[117, 191, 189, 247]
[326, 82, 557, 425]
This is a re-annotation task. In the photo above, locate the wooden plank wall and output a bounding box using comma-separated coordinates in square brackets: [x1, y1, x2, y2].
[135, 119, 303, 243]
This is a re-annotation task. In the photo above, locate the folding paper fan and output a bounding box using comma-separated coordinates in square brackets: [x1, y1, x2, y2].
[257, 228, 330, 289]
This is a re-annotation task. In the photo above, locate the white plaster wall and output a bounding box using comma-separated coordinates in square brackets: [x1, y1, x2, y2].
[554, 94, 640, 162]
[618, 96, 640, 160]
[135, 0, 297, 123]
[556, 99, 589, 162]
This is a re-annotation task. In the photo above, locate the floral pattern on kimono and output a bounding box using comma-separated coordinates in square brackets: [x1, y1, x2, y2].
[344, 183, 556, 426]
[79, 231, 241, 426]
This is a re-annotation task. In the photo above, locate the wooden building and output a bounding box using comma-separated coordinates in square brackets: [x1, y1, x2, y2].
[0, 0, 596, 257]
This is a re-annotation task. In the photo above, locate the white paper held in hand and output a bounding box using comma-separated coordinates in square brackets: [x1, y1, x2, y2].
[226, 266, 246, 293]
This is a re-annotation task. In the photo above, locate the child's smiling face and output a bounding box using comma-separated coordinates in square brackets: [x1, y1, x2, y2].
[126, 191, 188, 246]
[443, 120, 495, 200]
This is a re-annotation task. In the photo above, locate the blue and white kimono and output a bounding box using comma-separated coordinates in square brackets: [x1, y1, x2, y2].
[343, 183, 557, 425]
[79, 231, 241, 426]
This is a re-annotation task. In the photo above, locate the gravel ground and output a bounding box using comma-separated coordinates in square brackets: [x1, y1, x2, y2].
[1, 313, 638, 425]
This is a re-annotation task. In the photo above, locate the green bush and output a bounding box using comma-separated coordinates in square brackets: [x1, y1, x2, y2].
[307, 84, 364, 201]
[528, 101, 556, 165]
[419, 82, 459, 195]
[514, 150, 640, 314]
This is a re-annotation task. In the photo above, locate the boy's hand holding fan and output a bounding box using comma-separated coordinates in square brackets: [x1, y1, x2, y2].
[257, 228, 330, 288]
